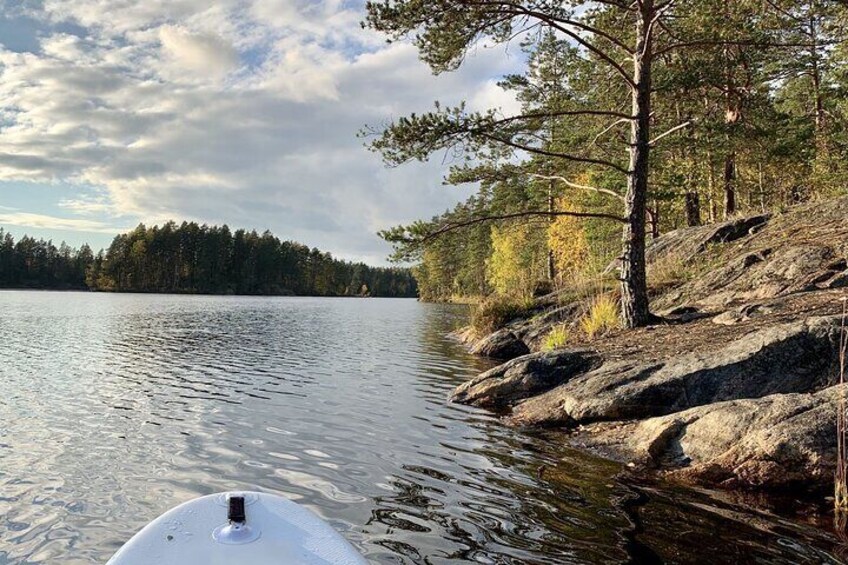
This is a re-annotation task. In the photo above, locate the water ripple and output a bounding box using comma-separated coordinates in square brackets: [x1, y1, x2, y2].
[0, 291, 844, 564]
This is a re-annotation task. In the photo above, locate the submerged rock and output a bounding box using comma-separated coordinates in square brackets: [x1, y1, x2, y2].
[450, 349, 601, 409]
[576, 384, 848, 489]
[509, 316, 842, 427]
[469, 328, 530, 360]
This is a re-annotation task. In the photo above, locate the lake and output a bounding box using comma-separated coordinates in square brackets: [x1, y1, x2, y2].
[0, 291, 844, 563]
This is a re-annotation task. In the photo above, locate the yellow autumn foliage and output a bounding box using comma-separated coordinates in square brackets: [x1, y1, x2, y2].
[486, 223, 547, 297]
[547, 195, 590, 280]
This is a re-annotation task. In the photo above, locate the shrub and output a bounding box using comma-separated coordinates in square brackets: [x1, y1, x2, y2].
[543, 325, 570, 351]
[471, 294, 537, 335]
[580, 294, 621, 339]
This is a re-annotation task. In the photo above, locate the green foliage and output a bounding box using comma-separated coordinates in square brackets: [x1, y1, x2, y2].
[580, 295, 621, 340]
[471, 294, 536, 335]
[542, 325, 570, 351]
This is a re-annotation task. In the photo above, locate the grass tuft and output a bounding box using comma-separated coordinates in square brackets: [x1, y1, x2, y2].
[542, 325, 570, 351]
[580, 294, 621, 340]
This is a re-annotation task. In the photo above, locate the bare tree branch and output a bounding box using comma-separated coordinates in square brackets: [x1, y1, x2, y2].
[491, 109, 636, 125]
[464, 1, 635, 54]
[458, 1, 637, 87]
[530, 174, 625, 202]
[649, 120, 692, 145]
[589, 118, 632, 147]
[655, 38, 834, 57]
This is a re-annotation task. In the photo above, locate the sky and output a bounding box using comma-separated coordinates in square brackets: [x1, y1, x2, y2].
[0, 0, 523, 264]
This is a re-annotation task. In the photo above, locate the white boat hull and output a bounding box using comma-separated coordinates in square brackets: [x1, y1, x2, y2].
[107, 491, 366, 564]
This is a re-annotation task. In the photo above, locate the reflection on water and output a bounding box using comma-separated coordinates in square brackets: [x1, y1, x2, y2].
[0, 291, 844, 563]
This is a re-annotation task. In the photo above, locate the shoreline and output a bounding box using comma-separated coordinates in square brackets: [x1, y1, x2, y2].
[0, 287, 418, 299]
[447, 198, 848, 494]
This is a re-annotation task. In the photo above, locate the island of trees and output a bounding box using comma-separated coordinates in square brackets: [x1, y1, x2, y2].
[0, 223, 417, 297]
[363, 1, 848, 326]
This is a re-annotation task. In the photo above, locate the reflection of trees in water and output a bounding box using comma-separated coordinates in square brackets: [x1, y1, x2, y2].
[363, 444, 637, 564]
[415, 303, 496, 382]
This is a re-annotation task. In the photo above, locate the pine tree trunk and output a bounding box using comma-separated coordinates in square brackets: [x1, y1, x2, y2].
[724, 151, 736, 218]
[620, 2, 653, 329]
[650, 200, 660, 239]
[810, 14, 828, 186]
[547, 184, 556, 282]
[706, 146, 717, 222]
[685, 191, 701, 226]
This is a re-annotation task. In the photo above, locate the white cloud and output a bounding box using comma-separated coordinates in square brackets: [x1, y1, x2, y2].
[58, 194, 114, 215]
[158, 25, 239, 80]
[0, 1, 524, 263]
[0, 212, 125, 233]
[469, 79, 522, 115]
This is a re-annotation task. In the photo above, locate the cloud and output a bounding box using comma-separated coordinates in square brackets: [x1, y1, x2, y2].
[158, 25, 239, 80]
[0, 1, 524, 264]
[0, 212, 124, 233]
[58, 194, 114, 215]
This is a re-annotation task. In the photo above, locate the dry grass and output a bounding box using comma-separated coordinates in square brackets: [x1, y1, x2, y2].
[580, 294, 621, 340]
[554, 269, 618, 307]
[471, 294, 537, 335]
[542, 325, 570, 351]
[647, 251, 696, 291]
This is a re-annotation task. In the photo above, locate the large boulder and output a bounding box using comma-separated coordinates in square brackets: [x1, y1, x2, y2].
[469, 328, 530, 360]
[509, 316, 842, 427]
[450, 349, 601, 409]
[575, 385, 847, 489]
[658, 243, 843, 310]
[606, 214, 771, 275]
[649, 198, 848, 310]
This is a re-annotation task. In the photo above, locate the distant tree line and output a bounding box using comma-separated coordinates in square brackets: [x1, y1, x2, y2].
[0, 228, 93, 289]
[0, 223, 418, 297]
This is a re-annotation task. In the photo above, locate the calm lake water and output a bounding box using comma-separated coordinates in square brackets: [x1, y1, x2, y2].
[0, 291, 846, 564]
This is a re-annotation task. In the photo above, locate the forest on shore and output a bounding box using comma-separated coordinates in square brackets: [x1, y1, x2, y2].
[0, 223, 417, 297]
[363, 1, 848, 325]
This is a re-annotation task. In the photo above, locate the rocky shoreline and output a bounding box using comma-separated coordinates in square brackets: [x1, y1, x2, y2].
[448, 197, 848, 492]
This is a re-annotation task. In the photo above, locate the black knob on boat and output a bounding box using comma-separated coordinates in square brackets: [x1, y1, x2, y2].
[228, 496, 246, 524]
